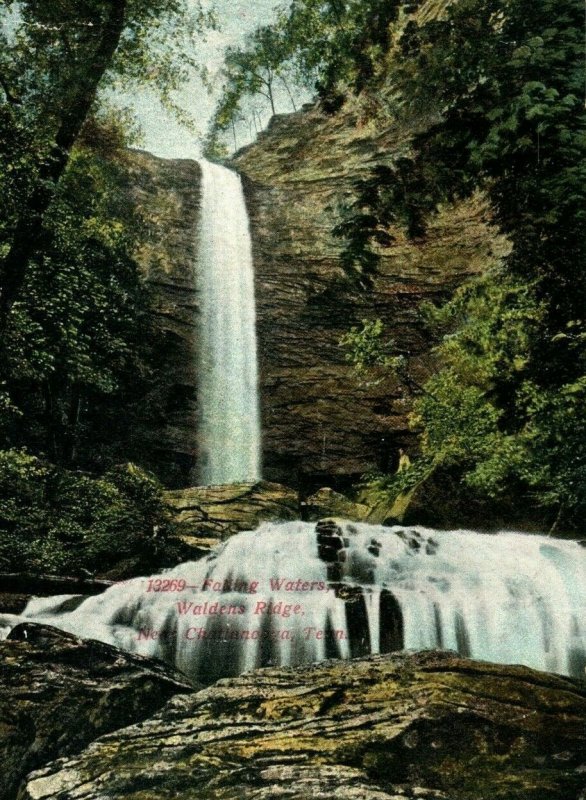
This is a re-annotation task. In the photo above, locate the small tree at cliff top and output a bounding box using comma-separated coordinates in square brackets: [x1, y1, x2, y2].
[207, 0, 412, 153]
[206, 22, 302, 156]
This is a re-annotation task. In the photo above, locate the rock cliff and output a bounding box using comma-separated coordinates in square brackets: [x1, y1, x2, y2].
[125, 151, 201, 487]
[233, 102, 508, 488]
[128, 102, 507, 489]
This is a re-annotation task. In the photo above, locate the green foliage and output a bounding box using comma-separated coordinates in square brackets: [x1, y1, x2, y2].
[0, 449, 177, 575]
[277, 0, 411, 103]
[0, 2, 211, 574]
[340, 318, 388, 371]
[0, 0, 210, 238]
[413, 274, 586, 525]
[340, 0, 586, 332]
[0, 0, 215, 340]
[0, 118, 159, 469]
[341, 269, 586, 526]
[0, 0, 208, 526]
[0, 0, 211, 126]
[208, 0, 414, 151]
[206, 21, 302, 153]
[326, 0, 586, 527]
[339, 316, 424, 395]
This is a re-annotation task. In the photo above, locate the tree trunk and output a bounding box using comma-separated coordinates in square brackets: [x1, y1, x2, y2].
[64, 385, 82, 466]
[281, 76, 297, 111]
[267, 71, 276, 116]
[0, 0, 127, 336]
[42, 380, 58, 463]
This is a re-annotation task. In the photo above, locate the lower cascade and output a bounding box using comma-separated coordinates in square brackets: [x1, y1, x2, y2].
[2, 522, 584, 683]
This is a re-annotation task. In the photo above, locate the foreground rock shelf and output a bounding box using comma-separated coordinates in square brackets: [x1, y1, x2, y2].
[0, 624, 193, 800]
[16, 646, 586, 800]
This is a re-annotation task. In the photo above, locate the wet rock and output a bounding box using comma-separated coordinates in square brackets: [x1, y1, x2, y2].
[127, 87, 509, 490]
[18, 650, 586, 800]
[0, 574, 115, 615]
[0, 623, 193, 800]
[232, 98, 509, 487]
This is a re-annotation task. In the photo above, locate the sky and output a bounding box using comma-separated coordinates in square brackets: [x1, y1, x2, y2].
[124, 0, 287, 159]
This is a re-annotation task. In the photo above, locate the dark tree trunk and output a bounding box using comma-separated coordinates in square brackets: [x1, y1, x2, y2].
[42, 380, 58, 463]
[64, 385, 82, 466]
[266, 70, 276, 116]
[0, 0, 127, 336]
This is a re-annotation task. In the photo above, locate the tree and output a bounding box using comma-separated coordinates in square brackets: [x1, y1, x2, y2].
[208, 0, 413, 149]
[409, 275, 586, 528]
[340, 0, 586, 363]
[0, 450, 182, 576]
[0, 0, 210, 333]
[206, 22, 303, 155]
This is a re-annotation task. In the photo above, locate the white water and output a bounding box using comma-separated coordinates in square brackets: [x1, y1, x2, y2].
[3, 522, 584, 684]
[196, 159, 261, 485]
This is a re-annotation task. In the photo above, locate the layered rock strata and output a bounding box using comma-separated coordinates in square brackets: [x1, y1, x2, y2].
[165, 480, 299, 551]
[233, 103, 509, 487]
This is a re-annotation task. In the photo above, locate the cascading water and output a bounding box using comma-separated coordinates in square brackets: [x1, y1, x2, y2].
[2, 522, 584, 684]
[196, 159, 261, 485]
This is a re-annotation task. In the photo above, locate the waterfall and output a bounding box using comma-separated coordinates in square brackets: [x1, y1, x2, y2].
[3, 522, 584, 684]
[196, 159, 261, 485]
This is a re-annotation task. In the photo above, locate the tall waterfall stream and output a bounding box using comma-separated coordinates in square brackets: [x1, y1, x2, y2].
[196, 159, 261, 485]
[2, 522, 584, 683]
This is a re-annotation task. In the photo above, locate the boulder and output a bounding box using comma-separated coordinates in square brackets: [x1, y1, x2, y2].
[165, 480, 299, 550]
[19, 650, 586, 800]
[0, 623, 193, 800]
[303, 487, 371, 521]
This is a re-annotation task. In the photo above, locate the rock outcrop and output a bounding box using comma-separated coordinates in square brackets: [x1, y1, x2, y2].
[303, 486, 371, 521]
[0, 623, 193, 800]
[18, 650, 586, 800]
[165, 480, 299, 551]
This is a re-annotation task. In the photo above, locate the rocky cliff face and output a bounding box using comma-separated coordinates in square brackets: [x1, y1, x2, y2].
[128, 101, 507, 489]
[233, 102, 508, 488]
[125, 152, 201, 487]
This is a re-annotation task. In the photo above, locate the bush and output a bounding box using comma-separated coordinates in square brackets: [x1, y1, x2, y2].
[0, 449, 179, 576]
